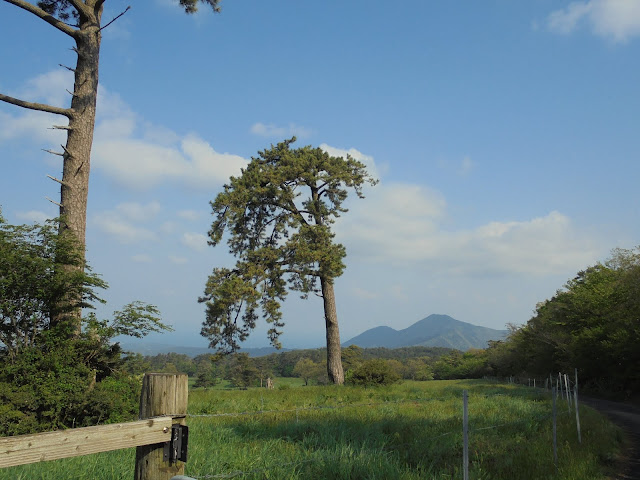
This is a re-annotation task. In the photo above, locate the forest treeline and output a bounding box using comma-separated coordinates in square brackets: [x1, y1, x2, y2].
[137, 247, 640, 397]
[124, 345, 457, 388]
[486, 247, 640, 396]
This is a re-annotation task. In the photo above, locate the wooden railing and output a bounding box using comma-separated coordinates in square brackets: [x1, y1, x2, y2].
[0, 373, 188, 480]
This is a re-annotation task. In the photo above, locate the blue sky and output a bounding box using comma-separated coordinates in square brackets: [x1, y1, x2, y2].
[1, 0, 639, 349]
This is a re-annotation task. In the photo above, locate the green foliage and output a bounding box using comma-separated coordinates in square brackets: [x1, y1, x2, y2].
[292, 357, 325, 386]
[193, 357, 221, 388]
[0, 329, 137, 436]
[404, 358, 434, 381]
[347, 359, 401, 386]
[146, 353, 198, 376]
[179, 0, 223, 14]
[225, 353, 259, 389]
[488, 247, 640, 396]
[199, 138, 377, 353]
[37, 1, 78, 22]
[0, 217, 107, 358]
[432, 349, 492, 380]
[121, 352, 152, 376]
[85, 301, 172, 339]
[340, 344, 363, 373]
[0, 216, 171, 435]
[77, 374, 140, 425]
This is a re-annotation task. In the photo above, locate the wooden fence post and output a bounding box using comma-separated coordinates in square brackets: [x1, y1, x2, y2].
[135, 373, 188, 480]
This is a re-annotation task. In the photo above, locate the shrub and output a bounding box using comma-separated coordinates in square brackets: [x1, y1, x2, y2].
[347, 359, 401, 386]
[0, 333, 141, 436]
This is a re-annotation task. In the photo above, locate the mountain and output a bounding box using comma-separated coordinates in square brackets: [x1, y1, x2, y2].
[343, 314, 507, 351]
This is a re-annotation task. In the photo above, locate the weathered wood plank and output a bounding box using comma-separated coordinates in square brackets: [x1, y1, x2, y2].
[0, 416, 172, 469]
[135, 373, 189, 480]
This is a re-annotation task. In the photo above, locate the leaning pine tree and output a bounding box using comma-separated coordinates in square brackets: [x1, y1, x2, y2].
[200, 138, 377, 384]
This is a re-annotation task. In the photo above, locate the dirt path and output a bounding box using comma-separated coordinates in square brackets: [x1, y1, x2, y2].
[580, 396, 640, 479]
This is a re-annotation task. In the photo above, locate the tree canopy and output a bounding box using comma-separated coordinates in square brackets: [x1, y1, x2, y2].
[486, 247, 640, 395]
[0, 214, 105, 358]
[200, 138, 377, 384]
[0, 214, 172, 434]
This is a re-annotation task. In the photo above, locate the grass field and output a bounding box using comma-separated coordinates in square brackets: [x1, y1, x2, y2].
[0, 379, 623, 480]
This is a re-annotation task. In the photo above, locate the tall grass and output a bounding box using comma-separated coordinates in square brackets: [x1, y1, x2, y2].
[0, 380, 623, 480]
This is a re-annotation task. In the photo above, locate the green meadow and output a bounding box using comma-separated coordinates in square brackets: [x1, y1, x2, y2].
[0, 380, 623, 480]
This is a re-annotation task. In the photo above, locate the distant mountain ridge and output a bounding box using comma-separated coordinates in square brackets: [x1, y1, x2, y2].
[343, 314, 507, 351]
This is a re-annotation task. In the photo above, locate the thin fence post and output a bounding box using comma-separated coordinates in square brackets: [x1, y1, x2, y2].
[463, 390, 469, 480]
[135, 373, 189, 480]
[564, 374, 571, 412]
[558, 373, 563, 403]
[574, 369, 581, 444]
[552, 386, 558, 469]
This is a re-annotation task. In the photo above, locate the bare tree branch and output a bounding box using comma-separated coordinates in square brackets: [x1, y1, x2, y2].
[3, 0, 78, 37]
[0, 92, 74, 118]
[100, 5, 130, 31]
[60, 144, 74, 158]
[43, 149, 64, 157]
[47, 174, 68, 186]
[46, 197, 63, 208]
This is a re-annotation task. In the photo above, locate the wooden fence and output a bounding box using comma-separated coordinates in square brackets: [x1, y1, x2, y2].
[0, 373, 188, 480]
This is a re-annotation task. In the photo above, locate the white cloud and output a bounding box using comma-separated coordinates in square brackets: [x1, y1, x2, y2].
[250, 122, 313, 139]
[0, 71, 72, 147]
[132, 254, 153, 263]
[352, 287, 378, 300]
[390, 285, 410, 302]
[0, 75, 248, 191]
[547, 0, 640, 42]
[169, 255, 188, 265]
[160, 221, 179, 234]
[458, 156, 474, 176]
[0, 110, 66, 144]
[331, 158, 597, 276]
[17, 70, 73, 109]
[93, 203, 160, 244]
[181, 232, 208, 252]
[320, 143, 381, 182]
[15, 210, 52, 223]
[337, 178, 597, 277]
[548, 1, 594, 35]
[92, 93, 248, 189]
[177, 210, 200, 221]
[116, 201, 161, 222]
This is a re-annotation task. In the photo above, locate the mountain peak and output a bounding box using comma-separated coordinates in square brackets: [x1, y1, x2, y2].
[343, 315, 506, 351]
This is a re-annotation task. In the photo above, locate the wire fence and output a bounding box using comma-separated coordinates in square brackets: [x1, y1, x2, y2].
[173, 376, 581, 480]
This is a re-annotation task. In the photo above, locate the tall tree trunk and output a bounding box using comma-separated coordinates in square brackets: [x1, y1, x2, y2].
[56, 6, 103, 332]
[321, 276, 344, 385]
[60, 23, 101, 262]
